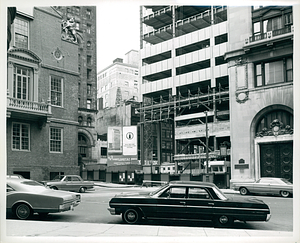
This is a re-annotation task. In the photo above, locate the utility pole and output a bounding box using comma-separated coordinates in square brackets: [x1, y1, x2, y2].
[205, 111, 209, 173]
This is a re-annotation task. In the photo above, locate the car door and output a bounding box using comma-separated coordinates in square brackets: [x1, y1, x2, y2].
[70, 176, 81, 192]
[252, 179, 271, 194]
[155, 186, 187, 219]
[185, 187, 214, 220]
[61, 176, 73, 191]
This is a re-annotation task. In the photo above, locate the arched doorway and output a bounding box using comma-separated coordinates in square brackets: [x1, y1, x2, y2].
[252, 106, 293, 182]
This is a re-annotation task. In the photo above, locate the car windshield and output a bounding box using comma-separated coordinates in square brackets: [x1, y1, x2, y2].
[149, 184, 170, 196]
[280, 178, 292, 185]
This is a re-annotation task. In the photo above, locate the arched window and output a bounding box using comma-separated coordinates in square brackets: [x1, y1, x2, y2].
[78, 134, 88, 158]
[87, 117, 92, 126]
[78, 116, 83, 126]
[256, 109, 293, 134]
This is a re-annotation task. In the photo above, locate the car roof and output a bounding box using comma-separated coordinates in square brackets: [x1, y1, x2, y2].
[169, 181, 216, 187]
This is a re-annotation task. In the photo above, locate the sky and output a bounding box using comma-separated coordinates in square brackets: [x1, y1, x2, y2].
[96, 1, 140, 72]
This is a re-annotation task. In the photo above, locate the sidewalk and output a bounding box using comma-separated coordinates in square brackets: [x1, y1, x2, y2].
[5, 219, 294, 239]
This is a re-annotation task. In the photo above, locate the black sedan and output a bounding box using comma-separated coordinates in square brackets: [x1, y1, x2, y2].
[108, 181, 271, 227]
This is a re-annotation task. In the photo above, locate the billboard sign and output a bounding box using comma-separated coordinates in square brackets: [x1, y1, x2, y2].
[107, 126, 122, 155]
[123, 126, 137, 156]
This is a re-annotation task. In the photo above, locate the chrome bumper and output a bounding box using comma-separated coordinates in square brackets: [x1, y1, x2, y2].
[107, 207, 116, 215]
[266, 214, 272, 222]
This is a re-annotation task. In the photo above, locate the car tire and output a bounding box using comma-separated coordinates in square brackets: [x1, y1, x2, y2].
[239, 187, 249, 195]
[213, 215, 233, 227]
[79, 187, 86, 193]
[15, 203, 32, 220]
[280, 191, 290, 198]
[122, 208, 140, 224]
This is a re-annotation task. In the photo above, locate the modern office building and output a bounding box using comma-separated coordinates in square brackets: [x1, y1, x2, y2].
[97, 50, 139, 109]
[6, 7, 80, 180]
[53, 6, 98, 179]
[139, 6, 230, 187]
[139, 5, 294, 187]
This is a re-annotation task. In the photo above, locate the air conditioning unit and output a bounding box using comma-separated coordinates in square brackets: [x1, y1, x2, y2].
[267, 31, 272, 39]
[245, 38, 249, 44]
[291, 25, 294, 32]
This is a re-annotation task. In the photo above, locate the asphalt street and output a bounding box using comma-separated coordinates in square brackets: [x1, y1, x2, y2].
[4, 183, 297, 242]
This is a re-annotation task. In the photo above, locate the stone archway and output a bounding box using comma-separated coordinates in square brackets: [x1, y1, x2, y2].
[250, 105, 293, 181]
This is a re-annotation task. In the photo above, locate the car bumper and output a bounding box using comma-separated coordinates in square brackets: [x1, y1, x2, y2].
[107, 207, 116, 215]
[266, 214, 271, 222]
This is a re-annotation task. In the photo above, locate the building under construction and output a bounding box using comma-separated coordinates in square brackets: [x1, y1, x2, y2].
[138, 5, 294, 188]
[139, 6, 231, 187]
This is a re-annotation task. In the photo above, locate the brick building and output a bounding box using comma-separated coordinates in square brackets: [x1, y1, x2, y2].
[6, 7, 80, 180]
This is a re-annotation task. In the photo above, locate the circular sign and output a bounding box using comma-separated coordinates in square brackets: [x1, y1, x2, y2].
[126, 132, 134, 140]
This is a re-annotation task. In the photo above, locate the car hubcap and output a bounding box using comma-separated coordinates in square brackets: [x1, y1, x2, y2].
[17, 205, 29, 219]
[219, 216, 228, 224]
[127, 212, 136, 221]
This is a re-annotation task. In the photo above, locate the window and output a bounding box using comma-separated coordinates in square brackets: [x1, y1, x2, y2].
[87, 69, 92, 79]
[78, 134, 88, 157]
[50, 76, 63, 106]
[87, 99, 91, 109]
[87, 84, 92, 95]
[86, 9, 91, 19]
[87, 24, 91, 34]
[87, 117, 92, 126]
[188, 187, 210, 199]
[50, 127, 62, 153]
[87, 41, 91, 48]
[87, 55, 91, 65]
[160, 187, 186, 198]
[215, 33, 228, 45]
[255, 57, 293, 87]
[263, 16, 283, 33]
[78, 116, 83, 125]
[13, 65, 31, 100]
[12, 123, 30, 151]
[14, 18, 29, 49]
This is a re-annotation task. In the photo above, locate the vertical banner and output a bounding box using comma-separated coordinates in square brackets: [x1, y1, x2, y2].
[107, 126, 122, 154]
[123, 126, 137, 155]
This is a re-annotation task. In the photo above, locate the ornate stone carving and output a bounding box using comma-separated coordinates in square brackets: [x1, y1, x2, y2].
[61, 18, 82, 44]
[256, 119, 293, 137]
[236, 91, 249, 103]
[52, 47, 64, 62]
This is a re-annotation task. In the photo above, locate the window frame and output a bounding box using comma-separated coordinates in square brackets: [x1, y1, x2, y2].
[13, 64, 32, 100]
[12, 122, 30, 151]
[14, 17, 29, 49]
[49, 127, 63, 153]
[50, 75, 63, 107]
[255, 57, 293, 87]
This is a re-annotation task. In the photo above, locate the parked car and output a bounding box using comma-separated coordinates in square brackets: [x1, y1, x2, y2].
[7, 174, 24, 179]
[42, 175, 94, 193]
[232, 177, 293, 197]
[108, 181, 271, 227]
[7, 178, 81, 220]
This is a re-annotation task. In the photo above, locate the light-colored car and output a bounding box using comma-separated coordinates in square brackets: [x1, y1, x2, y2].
[7, 174, 24, 179]
[42, 175, 94, 193]
[232, 177, 293, 197]
[7, 178, 81, 220]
